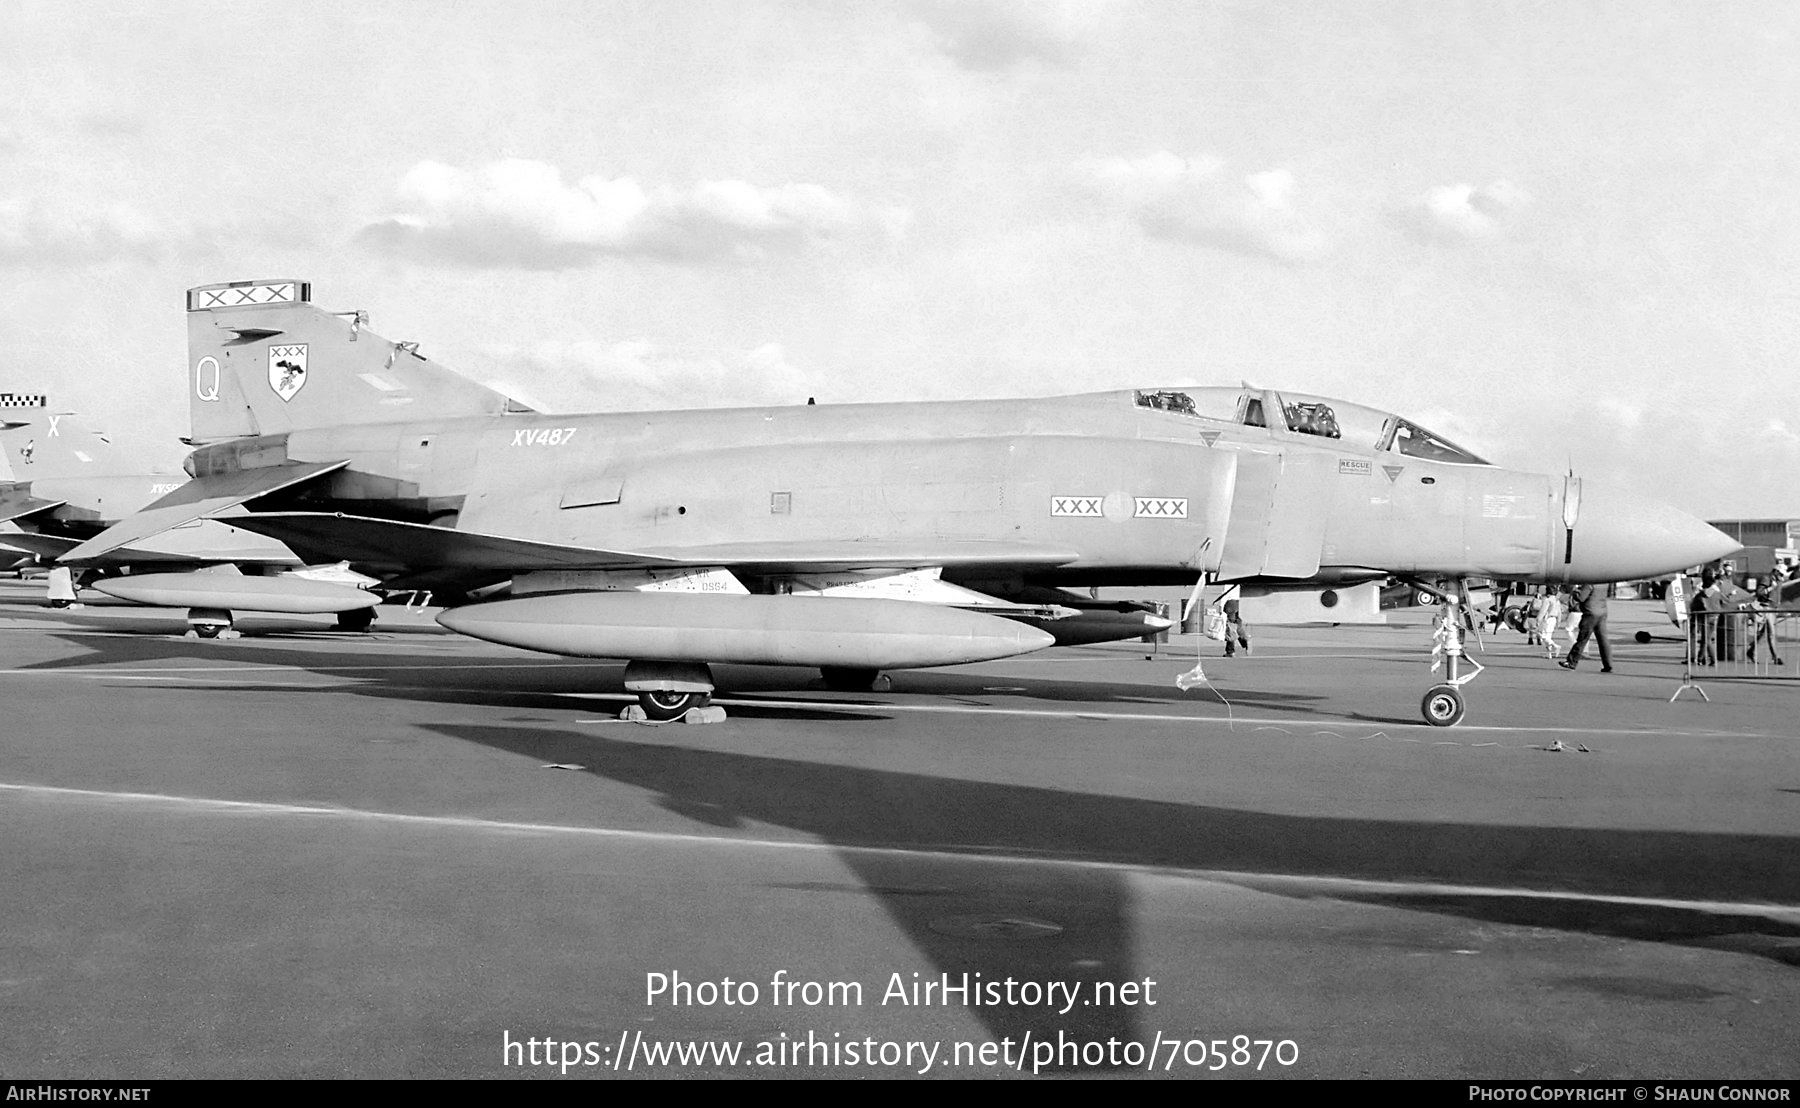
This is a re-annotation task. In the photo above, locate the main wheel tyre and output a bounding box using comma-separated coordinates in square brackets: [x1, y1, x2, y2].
[194, 624, 224, 639]
[820, 666, 881, 692]
[1420, 683, 1466, 727]
[638, 689, 712, 721]
[335, 608, 376, 632]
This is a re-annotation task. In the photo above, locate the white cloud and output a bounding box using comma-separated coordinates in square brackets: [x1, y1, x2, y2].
[360, 160, 910, 268]
[903, 0, 1110, 71]
[1599, 397, 1645, 429]
[1400, 180, 1532, 244]
[1083, 152, 1328, 263]
[0, 197, 167, 266]
[77, 112, 144, 138]
[477, 339, 820, 413]
[1760, 418, 1800, 447]
[1493, 397, 1800, 519]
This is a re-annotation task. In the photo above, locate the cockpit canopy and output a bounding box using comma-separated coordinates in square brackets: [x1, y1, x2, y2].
[1132, 386, 1489, 466]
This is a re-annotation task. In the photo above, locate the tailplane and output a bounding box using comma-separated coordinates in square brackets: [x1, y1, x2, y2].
[0, 403, 132, 481]
[186, 279, 528, 444]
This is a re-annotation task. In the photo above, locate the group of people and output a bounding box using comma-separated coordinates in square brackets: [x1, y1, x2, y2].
[1517, 567, 1790, 673]
[1517, 584, 1613, 671]
[1689, 569, 1785, 666]
[1208, 568, 1788, 670]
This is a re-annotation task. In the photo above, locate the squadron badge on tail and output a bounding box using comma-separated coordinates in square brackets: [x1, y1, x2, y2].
[268, 344, 308, 402]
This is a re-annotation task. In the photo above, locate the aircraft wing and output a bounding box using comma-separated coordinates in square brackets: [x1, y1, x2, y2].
[220, 511, 1080, 574]
[221, 512, 689, 570]
[58, 461, 348, 564]
[626, 540, 1080, 572]
[0, 490, 66, 524]
[0, 532, 79, 559]
[0, 528, 295, 566]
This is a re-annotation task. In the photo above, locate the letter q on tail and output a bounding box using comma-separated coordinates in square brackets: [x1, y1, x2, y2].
[195, 357, 222, 402]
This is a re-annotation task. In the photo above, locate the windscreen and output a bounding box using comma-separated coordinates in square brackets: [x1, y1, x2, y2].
[1389, 419, 1489, 465]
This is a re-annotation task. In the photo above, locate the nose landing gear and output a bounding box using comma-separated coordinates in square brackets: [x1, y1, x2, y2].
[1414, 579, 1484, 727]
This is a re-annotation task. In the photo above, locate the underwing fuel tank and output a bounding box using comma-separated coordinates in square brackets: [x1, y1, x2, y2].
[1008, 607, 1174, 647]
[437, 592, 1057, 669]
[91, 573, 381, 614]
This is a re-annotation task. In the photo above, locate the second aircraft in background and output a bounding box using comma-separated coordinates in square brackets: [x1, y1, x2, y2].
[0, 395, 379, 635]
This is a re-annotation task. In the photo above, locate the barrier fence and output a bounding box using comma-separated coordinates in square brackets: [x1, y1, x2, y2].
[1671, 605, 1797, 700]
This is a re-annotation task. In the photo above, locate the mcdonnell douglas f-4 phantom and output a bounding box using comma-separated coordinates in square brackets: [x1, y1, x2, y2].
[0, 397, 379, 634]
[63, 279, 1737, 723]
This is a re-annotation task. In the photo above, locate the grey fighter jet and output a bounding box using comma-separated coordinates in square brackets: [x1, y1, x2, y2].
[64, 279, 1738, 721]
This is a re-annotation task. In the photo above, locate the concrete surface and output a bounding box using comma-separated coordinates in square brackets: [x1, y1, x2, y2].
[0, 582, 1794, 1078]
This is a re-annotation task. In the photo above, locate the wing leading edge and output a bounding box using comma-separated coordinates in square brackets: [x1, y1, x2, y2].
[220, 511, 1082, 574]
[58, 460, 349, 564]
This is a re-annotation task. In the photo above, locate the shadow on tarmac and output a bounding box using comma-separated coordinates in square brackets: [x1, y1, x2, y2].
[422, 723, 1800, 1061]
[12, 624, 1797, 1070]
[18, 630, 1338, 716]
[1309, 891, 1800, 970]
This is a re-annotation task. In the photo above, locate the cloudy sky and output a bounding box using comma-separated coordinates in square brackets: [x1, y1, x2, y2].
[3, 0, 1795, 517]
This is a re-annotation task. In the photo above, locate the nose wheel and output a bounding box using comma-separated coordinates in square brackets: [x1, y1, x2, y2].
[1421, 683, 1466, 727]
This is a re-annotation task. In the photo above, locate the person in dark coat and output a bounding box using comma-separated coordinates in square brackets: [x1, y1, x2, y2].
[1559, 582, 1614, 672]
[1701, 573, 1751, 662]
[1745, 577, 1784, 666]
[1222, 597, 1251, 657]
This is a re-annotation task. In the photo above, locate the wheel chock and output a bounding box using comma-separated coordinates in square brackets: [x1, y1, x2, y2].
[616, 703, 728, 724]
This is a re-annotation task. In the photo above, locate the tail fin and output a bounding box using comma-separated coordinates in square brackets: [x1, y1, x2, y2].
[0, 406, 133, 481]
[186, 279, 528, 445]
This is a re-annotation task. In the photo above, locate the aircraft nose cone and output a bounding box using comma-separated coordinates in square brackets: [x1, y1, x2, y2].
[1564, 484, 1741, 583]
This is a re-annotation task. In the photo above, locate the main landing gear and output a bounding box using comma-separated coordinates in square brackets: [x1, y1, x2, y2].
[182, 608, 378, 637]
[820, 666, 884, 692]
[622, 660, 719, 722]
[187, 607, 236, 639]
[638, 688, 714, 721]
[335, 608, 377, 633]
